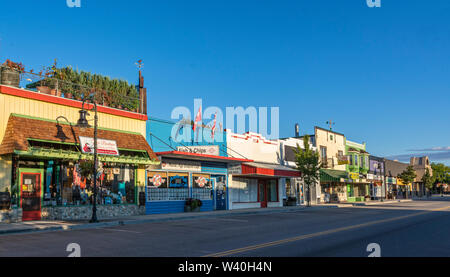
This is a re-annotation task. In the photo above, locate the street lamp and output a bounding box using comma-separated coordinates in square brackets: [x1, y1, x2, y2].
[76, 99, 99, 223]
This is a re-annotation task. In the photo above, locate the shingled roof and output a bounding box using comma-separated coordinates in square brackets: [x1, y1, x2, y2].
[0, 114, 158, 161]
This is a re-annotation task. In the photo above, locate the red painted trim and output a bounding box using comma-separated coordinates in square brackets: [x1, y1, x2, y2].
[241, 164, 301, 177]
[0, 85, 148, 121]
[155, 151, 253, 163]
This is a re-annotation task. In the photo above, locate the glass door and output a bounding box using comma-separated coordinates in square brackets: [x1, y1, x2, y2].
[21, 172, 42, 221]
[259, 181, 267, 208]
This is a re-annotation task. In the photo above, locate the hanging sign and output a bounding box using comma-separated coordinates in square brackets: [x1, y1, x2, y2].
[79, 136, 119, 156]
[177, 145, 220, 156]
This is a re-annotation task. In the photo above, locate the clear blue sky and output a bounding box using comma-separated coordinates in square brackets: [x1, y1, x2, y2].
[1, 0, 449, 165]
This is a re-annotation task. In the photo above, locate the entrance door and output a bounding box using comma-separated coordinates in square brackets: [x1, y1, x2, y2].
[259, 181, 267, 208]
[214, 177, 227, 210]
[20, 172, 42, 221]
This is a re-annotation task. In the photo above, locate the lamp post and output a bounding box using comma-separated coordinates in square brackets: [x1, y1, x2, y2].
[76, 99, 99, 223]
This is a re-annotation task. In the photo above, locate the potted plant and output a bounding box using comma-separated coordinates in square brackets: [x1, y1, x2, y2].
[184, 198, 202, 212]
[286, 196, 297, 206]
[1, 59, 23, 87]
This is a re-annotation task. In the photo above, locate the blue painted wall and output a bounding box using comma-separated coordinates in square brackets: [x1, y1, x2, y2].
[146, 116, 228, 156]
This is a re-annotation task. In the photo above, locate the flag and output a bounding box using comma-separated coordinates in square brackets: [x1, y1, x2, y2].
[211, 112, 217, 140]
[193, 106, 202, 132]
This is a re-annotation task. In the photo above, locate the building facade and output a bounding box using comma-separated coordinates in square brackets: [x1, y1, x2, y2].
[279, 136, 319, 205]
[384, 159, 411, 199]
[368, 155, 386, 200]
[145, 117, 250, 214]
[345, 140, 370, 202]
[410, 156, 433, 197]
[313, 127, 349, 203]
[0, 84, 158, 222]
[225, 132, 300, 210]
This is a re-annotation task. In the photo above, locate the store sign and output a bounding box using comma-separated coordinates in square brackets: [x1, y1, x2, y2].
[177, 145, 220, 156]
[79, 136, 119, 156]
[228, 163, 242, 175]
[349, 172, 359, 180]
[161, 159, 201, 172]
[337, 155, 350, 165]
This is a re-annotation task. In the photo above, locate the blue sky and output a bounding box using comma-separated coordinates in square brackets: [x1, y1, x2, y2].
[1, 0, 449, 165]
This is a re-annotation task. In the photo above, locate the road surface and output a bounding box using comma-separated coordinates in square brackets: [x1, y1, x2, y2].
[0, 199, 449, 257]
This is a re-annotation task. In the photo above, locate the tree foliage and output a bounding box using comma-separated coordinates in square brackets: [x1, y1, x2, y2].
[398, 165, 417, 185]
[421, 168, 433, 190]
[294, 135, 321, 206]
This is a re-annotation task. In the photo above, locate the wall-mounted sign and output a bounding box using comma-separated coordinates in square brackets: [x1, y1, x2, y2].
[177, 145, 220, 156]
[161, 158, 202, 172]
[79, 136, 119, 156]
[228, 163, 242, 175]
[337, 155, 350, 165]
[349, 172, 359, 180]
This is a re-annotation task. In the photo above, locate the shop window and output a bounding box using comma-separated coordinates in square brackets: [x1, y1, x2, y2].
[147, 171, 189, 201]
[267, 179, 278, 202]
[232, 178, 257, 203]
[46, 162, 136, 206]
[192, 173, 212, 200]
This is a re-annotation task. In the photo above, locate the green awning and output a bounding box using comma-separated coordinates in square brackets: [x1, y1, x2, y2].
[320, 168, 348, 183]
[14, 147, 160, 165]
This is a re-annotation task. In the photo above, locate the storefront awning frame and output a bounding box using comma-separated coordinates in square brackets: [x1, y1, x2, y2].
[14, 147, 160, 165]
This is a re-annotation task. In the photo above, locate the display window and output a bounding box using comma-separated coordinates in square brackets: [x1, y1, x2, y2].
[192, 173, 212, 200]
[147, 171, 189, 201]
[232, 177, 258, 203]
[44, 161, 136, 206]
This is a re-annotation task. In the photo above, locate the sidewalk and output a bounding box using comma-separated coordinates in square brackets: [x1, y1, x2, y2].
[0, 204, 339, 235]
[321, 199, 413, 207]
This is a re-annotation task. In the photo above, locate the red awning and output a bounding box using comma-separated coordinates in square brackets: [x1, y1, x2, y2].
[238, 162, 301, 178]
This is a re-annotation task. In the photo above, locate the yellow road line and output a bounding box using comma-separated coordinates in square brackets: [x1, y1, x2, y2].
[203, 205, 450, 257]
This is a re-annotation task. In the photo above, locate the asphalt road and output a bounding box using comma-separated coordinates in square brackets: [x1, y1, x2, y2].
[0, 199, 449, 257]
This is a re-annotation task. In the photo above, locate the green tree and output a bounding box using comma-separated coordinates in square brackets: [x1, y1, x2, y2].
[397, 165, 417, 199]
[294, 135, 322, 207]
[431, 163, 450, 195]
[421, 168, 433, 193]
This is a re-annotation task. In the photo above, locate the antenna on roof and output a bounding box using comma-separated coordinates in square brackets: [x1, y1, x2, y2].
[135, 59, 144, 71]
[326, 120, 335, 131]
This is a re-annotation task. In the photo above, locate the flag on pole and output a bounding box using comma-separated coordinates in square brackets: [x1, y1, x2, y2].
[193, 106, 202, 132]
[211, 112, 217, 140]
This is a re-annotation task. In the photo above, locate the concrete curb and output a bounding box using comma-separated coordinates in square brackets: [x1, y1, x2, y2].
[351, 199, 413, 206]
[0, 205, 339, 235]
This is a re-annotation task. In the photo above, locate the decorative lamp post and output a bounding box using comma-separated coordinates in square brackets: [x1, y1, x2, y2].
[76, 99, 99, 223]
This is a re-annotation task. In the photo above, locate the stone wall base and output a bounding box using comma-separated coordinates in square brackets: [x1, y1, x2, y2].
[0, 208, 22, 223]
[41, 205, 146, 221]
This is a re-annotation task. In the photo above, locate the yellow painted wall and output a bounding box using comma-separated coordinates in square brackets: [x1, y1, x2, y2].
[315, 128, 347, 171]
[0, 155, 12, 192]
[0, 93, 147, 144]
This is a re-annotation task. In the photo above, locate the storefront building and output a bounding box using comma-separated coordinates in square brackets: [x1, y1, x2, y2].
[368, 155, 386, 200]
[226, 132, 300, 209]
[146, 152, 251, 214]
[279, 136, 319, 205]
[312, 127, 348, 203]
[146, 117, 251, 214]
[384, 159, 411, 199]
[320, 169, 349, 203]
[0, 84, 156, 222]
[345, 140, 370, 202]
